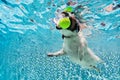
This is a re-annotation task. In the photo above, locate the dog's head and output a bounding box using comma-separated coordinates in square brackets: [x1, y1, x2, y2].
[56, 12, 80, 36]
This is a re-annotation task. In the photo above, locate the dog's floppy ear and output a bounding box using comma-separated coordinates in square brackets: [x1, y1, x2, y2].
[68, 17, 80, 32]
[69, 17, 76, 30]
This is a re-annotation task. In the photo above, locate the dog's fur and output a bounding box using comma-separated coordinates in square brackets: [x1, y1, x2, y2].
[48, 17, 102, 71]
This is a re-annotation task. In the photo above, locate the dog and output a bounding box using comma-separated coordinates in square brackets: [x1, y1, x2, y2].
[47, 12, 102, 72]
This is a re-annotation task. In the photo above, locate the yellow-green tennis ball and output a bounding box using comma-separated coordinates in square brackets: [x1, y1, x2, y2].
[64, 6, 74, 12]
[58, 17, 71, 29]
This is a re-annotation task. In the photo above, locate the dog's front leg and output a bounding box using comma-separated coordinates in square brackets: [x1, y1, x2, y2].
[47, 49, 66, 57]
[78, 48, 84, 61]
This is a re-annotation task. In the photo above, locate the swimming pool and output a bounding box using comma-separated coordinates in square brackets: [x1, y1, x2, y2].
[0, 0, 120, 80]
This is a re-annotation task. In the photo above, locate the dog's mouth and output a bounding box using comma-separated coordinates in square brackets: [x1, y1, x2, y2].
[56, 26, 62, 30]
[56, 21, 80, 32]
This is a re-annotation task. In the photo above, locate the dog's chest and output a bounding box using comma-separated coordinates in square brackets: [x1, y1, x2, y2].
[63, 37, 80, 54]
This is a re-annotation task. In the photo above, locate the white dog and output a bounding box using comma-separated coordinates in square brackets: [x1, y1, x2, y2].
[48, 12, 102, 72]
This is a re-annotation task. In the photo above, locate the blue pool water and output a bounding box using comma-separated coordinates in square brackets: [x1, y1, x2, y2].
[0, 0, 120, 80]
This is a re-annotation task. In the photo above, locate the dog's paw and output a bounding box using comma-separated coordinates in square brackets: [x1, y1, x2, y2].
[90, 65, 100, 73]
[47, 53, 55, 57]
